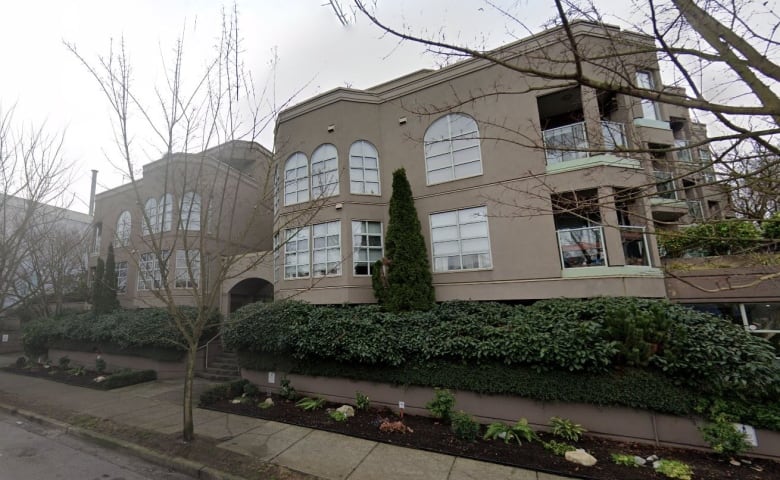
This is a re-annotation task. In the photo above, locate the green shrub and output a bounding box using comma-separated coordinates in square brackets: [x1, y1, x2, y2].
[484, 419, 536, 445]
[763, 213, 780, 239]
[658, 220, 762, 257]
[550, 416, 586, 442]
[329, 410, 348, 422]
[543, 440, 576, 456]
[451, 411, 480, 441]
[100, 369, 156, 389]
[355, 391, 370, 411]
[426, 388, 455, 422]
[243, 382, 260, 397]
[278, 376, 297, 400]
[296, 397, 325, 411]
[700, 414, 753, 457]
[655, 459, 693, 480]
[95, 356, 106, 374]
[610, 453, 638, 467]
[58, 356, 71, 369]
[199, 379, 249, 406]
[15, 356, 27, 368]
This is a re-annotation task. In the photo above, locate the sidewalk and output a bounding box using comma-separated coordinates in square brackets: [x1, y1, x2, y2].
[0, 355, 572, 480]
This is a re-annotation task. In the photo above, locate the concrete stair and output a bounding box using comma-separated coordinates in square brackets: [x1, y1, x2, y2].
[196, 351, 241, 382]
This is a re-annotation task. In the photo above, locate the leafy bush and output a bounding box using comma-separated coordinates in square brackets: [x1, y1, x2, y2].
[611, 453, 638, 467]
[543, 440, 576, 456]
[355, 391, 370, 411]
[655, 459, 693, 480]
[278, 376, 297, 401]
[100, 369, 157, 389]
[95, 356, 106, 374]
[58, 356, 71, 369]
[484, 419, 536, 445]
[199, 379, 249, 406]
[700, 415, 753, 457]
[15, 356, 27, 368]
[296, 397, 325, 411]
[243, 383, 260, 397]
[329, 410, 348, 422]
[550, 416, 586, 442]
[763, 213, 780, 239]
[658, 220, 762, 257]
[451, 411, 480, 441]
[426, 388, 455, 422]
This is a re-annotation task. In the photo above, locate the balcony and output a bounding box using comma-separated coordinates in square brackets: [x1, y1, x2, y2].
[651, 171, 689, 221]
[687, 200, 704, 221]
[675, 139, 692, 163]
[557, 226, 607, 268]
[653, 171, 678, 200]
[620, 226, 651, 266]
[543, 121, 627, 165]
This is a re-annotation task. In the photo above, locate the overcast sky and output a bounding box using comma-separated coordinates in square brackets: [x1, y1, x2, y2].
[0, 0, 644, 213]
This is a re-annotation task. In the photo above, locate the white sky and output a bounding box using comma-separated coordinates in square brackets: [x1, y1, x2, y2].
[0, 0, 643, 213]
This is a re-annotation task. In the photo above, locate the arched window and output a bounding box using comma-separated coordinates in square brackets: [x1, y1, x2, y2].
[311, 144, 339, 198]
[143, 198, 158, 235]
[284, 152, 309, 205]
[115, 211, 131, 246]
[159, 193, 173, 232]
[349, 141, 380, 195]
[180, 192, 201, 231]
[423, 113, 482, 185]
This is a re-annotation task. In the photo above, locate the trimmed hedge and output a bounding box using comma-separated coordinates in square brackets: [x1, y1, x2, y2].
[224, 298, 779, 398]
[101, 369, 157, 389]
[199, 379, 249, 406]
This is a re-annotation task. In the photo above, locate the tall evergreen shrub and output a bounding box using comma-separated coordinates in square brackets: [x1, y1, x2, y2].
[92, 257, 105, 314]
[103, 244, 120, 312]
[372, 168, 435, 311]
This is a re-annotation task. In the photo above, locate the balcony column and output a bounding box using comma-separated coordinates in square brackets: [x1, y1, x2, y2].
[581, 86, 604, 154]
[598, 186, 627, 266]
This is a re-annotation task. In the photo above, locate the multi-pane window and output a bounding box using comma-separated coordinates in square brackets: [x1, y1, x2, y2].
[284, 227, 310, 279]
[116, 261, 128, 294]
[138, 251, 167, 290]
[424, 113, 482, 185]
[273, 233, 280, 283]
[311, 144, 339, 198]
[636, 71, 660, 120]
[115, 211, 131, 246]
[430, 206, 492, 272]
[273, 165, 280, 214]
[312, 221, 341, 277]
[175, 250, 200, 288]
[284, 152, 309, 205]
[352, 221, 383, 275]
[349, 141, 380, 195]
[180, 192, 201, 231]
[143, 198, 157, 235]
[159, 193, 173, 232]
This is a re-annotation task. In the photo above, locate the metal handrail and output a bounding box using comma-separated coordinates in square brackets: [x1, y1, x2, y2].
[197, 332, 222, 370]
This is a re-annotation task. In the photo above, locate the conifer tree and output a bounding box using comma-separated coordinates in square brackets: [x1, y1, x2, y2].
[103, 244, 120, 312]
[92, 257, 105, 314]
[373, 168, 435, 311]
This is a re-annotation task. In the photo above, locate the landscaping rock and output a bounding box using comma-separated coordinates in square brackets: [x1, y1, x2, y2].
[565, 449, 597, 467]
[647, 455, 659, 463]
[653, 460, 662, 470]
[634, 456, 646, 466]
[93, 376, 107, 383]
[336, 405, 355, 418]
[261, 397, 274, 407]
[730, 459, 741, 466]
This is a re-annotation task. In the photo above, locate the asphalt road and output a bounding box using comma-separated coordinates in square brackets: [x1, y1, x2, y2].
[0, 411, 193, 480]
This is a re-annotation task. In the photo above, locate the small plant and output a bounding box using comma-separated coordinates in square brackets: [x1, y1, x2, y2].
[15, 356, 27, 368]
[483, 418, 536, 445]
[243, 382, 260, 397]
[95, 356, 106, 374]
[296, 396, 326, 411]
[329, 410, 348, 422]
[279, 376, 297, 400]
[426, 388, 456, 422]
[379, 419, 413, 434]
[543, 440, 576, 456]
[611, 453, 639, 467]
[550, 416, 586, 442]
[451, 411, 480, 441]
[58, 356, 71, 369]
[258, 397, 274, 409]
[355, 391, 370, 411]
[655, 459, 693, 480]
[700, 414, 753, 457]
[69, 366, 86, 376]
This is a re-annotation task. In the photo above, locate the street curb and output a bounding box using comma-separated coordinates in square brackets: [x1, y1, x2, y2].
[0, 402, 247, 480]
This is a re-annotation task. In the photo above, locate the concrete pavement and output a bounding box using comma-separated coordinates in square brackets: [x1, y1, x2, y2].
[0, 354, 574, 480]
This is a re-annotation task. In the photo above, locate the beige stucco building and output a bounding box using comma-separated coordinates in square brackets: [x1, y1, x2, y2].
[271, 21, 727, 306]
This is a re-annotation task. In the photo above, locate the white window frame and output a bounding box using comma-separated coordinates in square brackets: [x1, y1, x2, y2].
[284, 227, 310, 279]
[137, 251, 167, 290]
[175, 249, 200, 289]
[349, 141, 380, 195]
[180, 192, 201, 231]
[159, 193, 173, 232]
[284, 152, 309, 206]
[273, 232, 280, 283]
[311, 144, 340, 198]
[143, 198, 158, 235]
[116, 261, 128, 294]
[424, 113, 483, 185]
[636, 71, 660, 120]
[312, 221, 341, 277]
[115, 211, 131, 247]
[430, 206, 492, 272]
[352, 220, 383, 276]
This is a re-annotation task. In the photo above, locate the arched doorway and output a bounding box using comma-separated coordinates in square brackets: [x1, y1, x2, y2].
[228, 278, 273, 313]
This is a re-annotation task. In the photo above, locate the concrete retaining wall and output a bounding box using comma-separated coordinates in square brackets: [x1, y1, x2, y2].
[49, 348, 204, 380]
[242, 368, 780, 460]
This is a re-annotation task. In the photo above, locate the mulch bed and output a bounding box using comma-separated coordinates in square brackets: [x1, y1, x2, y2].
[204, 394, 779, 480]
[3, 365, 124, 390]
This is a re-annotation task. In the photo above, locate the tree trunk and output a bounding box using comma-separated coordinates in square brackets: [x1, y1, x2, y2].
[182, 344, 197, 441]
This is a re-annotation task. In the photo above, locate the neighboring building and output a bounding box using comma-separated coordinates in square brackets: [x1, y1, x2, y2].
[90, 140, 274, 310]
[271, 21, 729, 305]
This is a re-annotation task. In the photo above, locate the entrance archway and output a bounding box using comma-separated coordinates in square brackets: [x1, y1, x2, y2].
[228, 278, 273, 313]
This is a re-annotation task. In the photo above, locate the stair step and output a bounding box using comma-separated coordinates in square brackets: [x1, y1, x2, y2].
[196, 372, 241, 382]
[205, 368, 239, 375]
[210, 361, 238, 368]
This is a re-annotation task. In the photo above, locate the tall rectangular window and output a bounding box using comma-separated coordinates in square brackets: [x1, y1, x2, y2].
[636, 71, 660, 120]
[352, 221, 383, 275]
[175, 250, 200, 288]
[273, 233, 280, 283]
[116, 261, 128, 294]
[312, 221, 341, 277]
[284, 227, 310, 279]
[138, 251, 167, 290]
[430, 206, 492, 272]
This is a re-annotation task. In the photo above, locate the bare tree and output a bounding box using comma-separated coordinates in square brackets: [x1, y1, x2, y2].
[0, 105, 74, 316]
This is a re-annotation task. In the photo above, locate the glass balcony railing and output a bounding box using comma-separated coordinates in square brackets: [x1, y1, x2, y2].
[653, 171, 678, 200]
[543, 121, 627, 165]
[557, 226, 607, 268]
[687, 200, 704, 221]
[602, 121, 626, 150]
[675, 139, 692, 163]
[620, 226, 650, 266]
